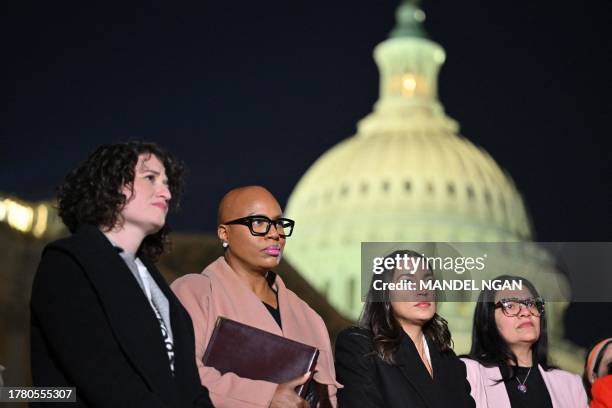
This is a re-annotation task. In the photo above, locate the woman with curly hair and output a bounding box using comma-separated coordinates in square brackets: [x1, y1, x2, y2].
[30, 142, 213, 408]
[335, 250, 475, 408]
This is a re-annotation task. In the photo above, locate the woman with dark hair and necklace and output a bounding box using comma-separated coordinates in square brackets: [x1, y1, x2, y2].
[335, 250, 475, 408]
[30, 142, 213, 407]
[461, 275, 587, 407]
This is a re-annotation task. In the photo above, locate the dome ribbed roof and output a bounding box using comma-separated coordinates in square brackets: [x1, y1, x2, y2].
[286, 128, 531, 244]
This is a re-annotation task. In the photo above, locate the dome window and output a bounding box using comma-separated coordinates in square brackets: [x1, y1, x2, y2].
[360, 183, 369, 194]
[426, 182, 435, 195]
[447, 183, 456, 196]
[382, 181, 390, 192]
[404, 180, 412, 192]
[466, 185, 475, 200]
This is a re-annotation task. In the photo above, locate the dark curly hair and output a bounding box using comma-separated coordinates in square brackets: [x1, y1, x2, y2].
[360, 250, 453, 365]
[56, 141, 185, 261]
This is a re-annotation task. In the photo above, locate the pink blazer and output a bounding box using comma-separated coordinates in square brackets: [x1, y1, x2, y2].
[461, 358, 588, 408]
[172, 257, 341, 408]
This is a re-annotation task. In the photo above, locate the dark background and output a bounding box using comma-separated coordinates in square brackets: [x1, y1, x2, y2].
[2, 1, 611, 346]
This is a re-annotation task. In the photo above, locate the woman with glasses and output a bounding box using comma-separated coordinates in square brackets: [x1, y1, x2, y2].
[335, 250, 475, 408]
[172, 185, 340, 408]
[461, 275, 587, 407]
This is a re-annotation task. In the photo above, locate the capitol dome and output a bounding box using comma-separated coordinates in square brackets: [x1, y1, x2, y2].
[285, 1, 532, 317]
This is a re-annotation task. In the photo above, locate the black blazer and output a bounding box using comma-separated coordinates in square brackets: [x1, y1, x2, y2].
[335, 327, 475, 408]
[30, 224, 213, 408]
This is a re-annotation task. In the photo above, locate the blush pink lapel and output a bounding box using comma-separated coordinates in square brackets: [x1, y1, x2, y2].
[206, 257, 283, 337]
[539, 365, 562, 407]
[481, 365, 512, 407]
[539, 366, 588, 408]
[206, 257, 340, 391]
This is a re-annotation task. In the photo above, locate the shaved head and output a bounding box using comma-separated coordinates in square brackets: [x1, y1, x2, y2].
[216, 185, 286, 273]
[217, 185, 280, 225]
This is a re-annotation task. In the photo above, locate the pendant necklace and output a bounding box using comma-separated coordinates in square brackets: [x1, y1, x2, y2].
[515, 366, 532, 393]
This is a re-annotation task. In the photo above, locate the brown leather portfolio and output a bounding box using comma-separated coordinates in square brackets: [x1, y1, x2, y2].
[202, 316, 319, 396]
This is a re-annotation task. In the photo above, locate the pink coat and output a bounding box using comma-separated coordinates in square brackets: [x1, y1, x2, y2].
[461, 358, 588, 408]
[172, 257, 341, 407]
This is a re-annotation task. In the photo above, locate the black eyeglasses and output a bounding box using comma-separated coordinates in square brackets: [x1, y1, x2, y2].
[223, 215, 295, 237]
[495, 297, 545, 317]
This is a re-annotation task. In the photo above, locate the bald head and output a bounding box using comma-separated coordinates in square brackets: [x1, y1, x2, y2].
[217, 185, 281, 225]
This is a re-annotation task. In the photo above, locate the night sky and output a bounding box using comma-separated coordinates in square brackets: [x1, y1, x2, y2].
[0, 0, 612, 241]
[2, 1, 611, 343]
[2, 0, 610, 237]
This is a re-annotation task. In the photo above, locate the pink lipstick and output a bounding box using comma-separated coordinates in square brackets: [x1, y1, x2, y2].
[152, 203, 168, 211]
[262, 246, 281, 256]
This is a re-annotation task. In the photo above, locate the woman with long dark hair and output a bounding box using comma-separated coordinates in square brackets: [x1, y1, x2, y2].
[335, 250, 475, 407]
[462, 275, 587, 407]
[30, 142, 213, 407]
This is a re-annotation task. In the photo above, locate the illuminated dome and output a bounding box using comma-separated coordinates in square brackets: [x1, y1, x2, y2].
[285, 1, 531, 316]
[285, 0, 583, 372]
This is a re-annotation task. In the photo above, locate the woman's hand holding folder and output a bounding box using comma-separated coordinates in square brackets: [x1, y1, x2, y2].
[269, 372, 312, 408]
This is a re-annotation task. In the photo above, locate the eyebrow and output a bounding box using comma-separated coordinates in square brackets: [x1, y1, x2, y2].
[139, 168, 160, 175]
[138, 168, 169, 184]
[247, 212, 284, 219]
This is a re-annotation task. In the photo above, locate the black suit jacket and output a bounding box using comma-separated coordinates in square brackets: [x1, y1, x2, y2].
[30, 224, 213, 408]
[335, 327, 475, 408]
